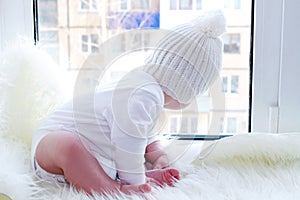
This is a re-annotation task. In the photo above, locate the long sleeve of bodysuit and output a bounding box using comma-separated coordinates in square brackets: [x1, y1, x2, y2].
[108, 85, 163, 185]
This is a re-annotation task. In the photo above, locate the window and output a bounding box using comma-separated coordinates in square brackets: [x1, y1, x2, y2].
[170, 0, 202, 10]
[169, 116, 199, 133]
[35, 0, 252, 135]
[180, 0, 192, 10]
[191, 117, 198, 133]
[170, 117, 178, 133]
[39, 31, 59, 63]
[196, 0, 202, 9]
[80, 0, 97, 11]
[224, 0, 241, 9]
[223, 33, 240, 54]
[131, 0, 150, 10]
[227, 117, 237, 133]
[39, 0, 58, 26]
[170, 0, 176, 9]
[119, 0, 150, 10]
[81, 34, 99, 53]
[119, 0, 129, 10]
[222, 75, 239, 94]
[180, 117, 189, 133]
[231, 76, 239, 93]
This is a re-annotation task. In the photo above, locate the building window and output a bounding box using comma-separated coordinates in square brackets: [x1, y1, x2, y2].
[222, 75, 239, 94]
[196, 0, 202, 9]
[169, 116, 199, 133]
[222, 76, 228, 93]
[81, 34, 99, 53]
[39, 0, 58, 26]
[180, 0, 192, 10]
[170, 0, 202, 10]
[119, 0, 150, 10]
[170, 0, 177, 9]
[131, 0, 150, 10]
[223, 33, 240, 54]
[180, 117, 189, 133]
[224, 0, 241, 9]
[170, 117, 178, 133]
[231, 75, 239, 93]
[191, 117, 198, 133]
[80, 0, 97, 11]
[39, 31, 59, 63]
[119, 0, 129, 10]
[227, 117, 237, 133]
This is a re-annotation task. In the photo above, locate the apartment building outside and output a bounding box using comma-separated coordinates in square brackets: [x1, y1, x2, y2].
[38, 0, 251, 135]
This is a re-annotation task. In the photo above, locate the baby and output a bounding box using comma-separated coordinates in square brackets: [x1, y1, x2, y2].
[31, 11, 225, 195]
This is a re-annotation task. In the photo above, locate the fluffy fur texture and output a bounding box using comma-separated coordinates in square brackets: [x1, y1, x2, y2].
[0, 39, 68, 145]
[1, 133, 300, 200]
[1, 41, 300, 200]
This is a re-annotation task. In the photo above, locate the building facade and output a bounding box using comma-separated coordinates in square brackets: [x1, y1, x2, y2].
[38, 0, 251, 135]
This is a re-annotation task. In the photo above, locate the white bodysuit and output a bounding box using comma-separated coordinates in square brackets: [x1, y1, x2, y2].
[31, 70, 164, 185]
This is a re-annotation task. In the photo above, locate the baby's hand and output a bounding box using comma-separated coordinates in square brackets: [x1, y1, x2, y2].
[152, 154, 169, 169]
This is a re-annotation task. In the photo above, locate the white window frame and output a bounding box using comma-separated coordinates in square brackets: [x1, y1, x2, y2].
[0, 0, 33, 51]
[252, 0, 300, 133]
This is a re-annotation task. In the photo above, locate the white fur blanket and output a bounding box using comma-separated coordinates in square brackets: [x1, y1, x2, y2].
[1, 41, 300, 200]
[2, 133, 300, 200]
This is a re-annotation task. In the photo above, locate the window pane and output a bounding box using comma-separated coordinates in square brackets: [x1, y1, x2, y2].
[91, 34, 99, 53]
[170, 117, 178, 133]
[131, 0, 150, 10]
[179, 0, 192, 10]
[180, 117, 188, 133]
[224, 0, 240, 9]
[39, 0, 57, 26]
[120, 0, 128, 10]
[234, 0, 241, 9]
[170, 0, 177, 10]
[80, 0, 90, 10]
[222, 76, 228, 93]
[231, 75, 239, 93]
[227, 117, 237, 133]
[39, 31, 59, 62]
[223, 33, 240, 54]
[196, 0, 202, 9]
[91, 0, 97, 10]
[191, 117, 198, 133]
[81, 35, 88, 52]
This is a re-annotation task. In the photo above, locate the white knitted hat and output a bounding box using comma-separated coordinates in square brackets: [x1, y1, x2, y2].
[143, 11, 226, 104]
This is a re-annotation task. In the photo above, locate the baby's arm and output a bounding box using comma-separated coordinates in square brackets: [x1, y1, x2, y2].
[145, 140, 169, 169]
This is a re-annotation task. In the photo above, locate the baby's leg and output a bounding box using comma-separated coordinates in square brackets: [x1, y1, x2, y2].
[35, 131, 150, 194]
[146, 168, 180, 186]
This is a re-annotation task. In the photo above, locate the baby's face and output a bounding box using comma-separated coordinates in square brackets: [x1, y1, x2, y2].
[163, 93, 189, 110]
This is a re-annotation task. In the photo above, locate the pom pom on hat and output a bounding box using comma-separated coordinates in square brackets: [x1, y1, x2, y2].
[143, 10, 226, 104]
[191, 10, 226, 37]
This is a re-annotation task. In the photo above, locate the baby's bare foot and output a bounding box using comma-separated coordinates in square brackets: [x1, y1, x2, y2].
[146, 168, 180, 186]
[119, 183, 151, 194]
